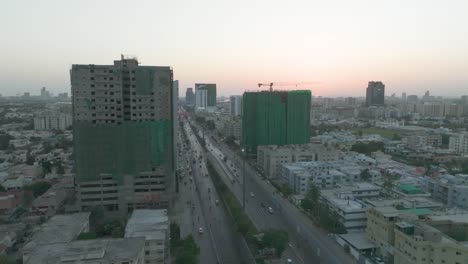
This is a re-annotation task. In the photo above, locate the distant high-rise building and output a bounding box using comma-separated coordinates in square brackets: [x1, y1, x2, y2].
[195, 83, 216, 111]
[23, 92, 30, 98]
[344, 97, 357, 106]
[407, 95, 418, 103]
[40, 87, 51, 99]
[366, 81, 385, 106]
[241, 90, 311, 152]
[57, 92, 69, 100]
[71, 55, 176, 213]
[230, 95, 242, 116]
[185, 88, 195, 106]
[402, 92, 407, 101]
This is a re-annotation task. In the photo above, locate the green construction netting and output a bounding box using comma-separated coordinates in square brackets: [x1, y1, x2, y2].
[207, 85, 217, 107]
[74, 121, 171, 183]
[241, 90, 311, 151]
[286, 90, 311, 144]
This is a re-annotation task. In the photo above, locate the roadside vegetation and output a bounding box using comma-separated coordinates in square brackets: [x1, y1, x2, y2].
[299, 184, 346, 234]
[207, 161, 289, 261]
[170, 222, 200, 264]
[352, 127, 401, 140]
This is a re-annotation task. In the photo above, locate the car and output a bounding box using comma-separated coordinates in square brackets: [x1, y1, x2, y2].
[286, 259, 293, 264]
[250, 192, 255, 197]
[260, 202, 266, 208]
[268, 207, 274, 214]
[198, 227, 203, 234]
[215, 199, 219, 205]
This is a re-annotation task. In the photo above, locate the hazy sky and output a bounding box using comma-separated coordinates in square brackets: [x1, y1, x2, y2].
[1, 0, 468, 97]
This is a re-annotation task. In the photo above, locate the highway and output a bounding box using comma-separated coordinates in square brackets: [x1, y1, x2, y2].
[189, 119, 355, 264]
[171, 119, 253, 264]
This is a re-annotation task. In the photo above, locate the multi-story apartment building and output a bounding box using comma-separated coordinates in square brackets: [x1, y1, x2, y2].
[125, 209, 169, 264]
[366, 206, 399, 262]
[394, 221, 468, 264]
[449, 132, 468, 154]
[185, 87, 195, 106]
[195, 83, 216, 111]
[282, 162, 343, 194]
[33, 112, 72, 130]
[366, 81, 385, 106]
[230, 95, 242, 116]
[426, 174, 468, 208]
[71, 55, 177, 214]
[222, 116, 242, 140]
[321, 190, 368, 233]
[257, 143, 337, 179]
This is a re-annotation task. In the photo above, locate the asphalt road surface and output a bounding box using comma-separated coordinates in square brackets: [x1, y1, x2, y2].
[190, 119, 355, 264]
[172, 120, 253, 264]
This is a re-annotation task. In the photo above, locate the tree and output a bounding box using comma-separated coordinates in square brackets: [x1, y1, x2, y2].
[350, 141, 384, 156]
[25, 181, 52, 198]
[26, 149, 35, 165]
[77, 232, 98, 240]
[360, 169, 371, 181]
[0, 132, 13, 150]
[41, 141, 53, 154]
[261, 229, 289, 257]
[170, 222, 181, 248]
[174, 235, 199, 264]
[41, 160, 53, 176]
[357, 130, 363, 137]
[300, 198, 313, 211]
[56, 161, 65, 175]
[306, 183, 320, 207]
[0, 255, 15, 264]
[392, 133, 401, 140]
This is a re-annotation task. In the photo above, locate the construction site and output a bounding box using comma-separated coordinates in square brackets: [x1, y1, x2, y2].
[241, 88, 311, 152]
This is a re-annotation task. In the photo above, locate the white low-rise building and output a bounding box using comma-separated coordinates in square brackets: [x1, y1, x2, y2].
[321, 189, 369, 233]
[258, 143, 338, 179]
[449, 132, 468, 154]
[125, 209, 169, 264]
[33, 112, 72, 130]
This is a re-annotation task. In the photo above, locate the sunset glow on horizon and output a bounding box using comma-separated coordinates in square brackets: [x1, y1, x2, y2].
[2, 0, 468, 97]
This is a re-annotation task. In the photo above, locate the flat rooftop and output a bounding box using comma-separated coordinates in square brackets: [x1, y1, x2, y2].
[24, 212, 90, 250]
[125, 209, 168, 240]
[429, 213, 468, 223]
[375, 206, 399, 217]
[24, 237, 145, 264]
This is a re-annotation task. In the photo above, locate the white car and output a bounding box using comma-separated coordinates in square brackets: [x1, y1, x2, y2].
[250, 192, 255, 197]
[198, 227, 203, 234]
[268, 207, 274, 214]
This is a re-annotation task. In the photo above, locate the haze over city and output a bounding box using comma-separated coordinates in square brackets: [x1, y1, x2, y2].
[2, 0, 468, 97]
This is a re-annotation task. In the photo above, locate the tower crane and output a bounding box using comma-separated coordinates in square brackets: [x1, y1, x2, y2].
[257, 82, 316, 92]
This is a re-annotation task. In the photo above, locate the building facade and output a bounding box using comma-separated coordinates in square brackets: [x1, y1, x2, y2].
[125, 209, 169, 264]
[71, 55, 176, 214]
[241, 90, 311, 152]
[185, 87, 195, 106]
[366, 81, 385, 106]
[230, 95, 242, 116]
[33, 113, 72, 130]
[195, 83, 216, 111]
[449, 132, 468, 154]
[257, 143, 338, 180]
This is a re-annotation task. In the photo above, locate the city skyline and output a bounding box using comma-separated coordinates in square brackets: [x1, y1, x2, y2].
[2, 0, 468, 97]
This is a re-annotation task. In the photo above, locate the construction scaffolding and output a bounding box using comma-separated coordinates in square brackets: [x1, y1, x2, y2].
[241, 90, 311, 152]
[74, 121, 171, 183]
